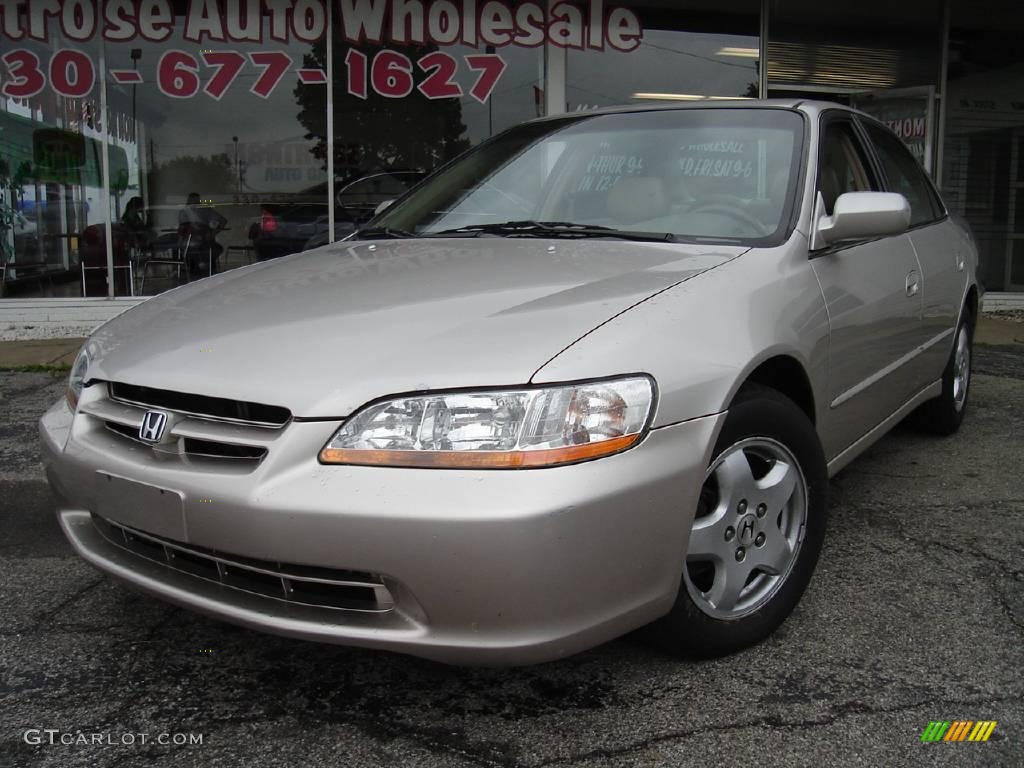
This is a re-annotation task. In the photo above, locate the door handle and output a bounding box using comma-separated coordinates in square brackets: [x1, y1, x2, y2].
[905, 270, 920, 297]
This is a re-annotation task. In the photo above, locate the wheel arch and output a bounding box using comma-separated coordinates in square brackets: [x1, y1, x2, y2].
[964, 283, 979, 328]
[730, 353, 817, 426]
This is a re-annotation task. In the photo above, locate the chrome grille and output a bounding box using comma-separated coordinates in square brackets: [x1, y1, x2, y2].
[102, 421, 269, 462]
[83, 384, 285, 469]
[104, 420, 148, 444]
[182, 437, 267, 461]
[108, 381, 291, 428]
[92, 515, 394, 612]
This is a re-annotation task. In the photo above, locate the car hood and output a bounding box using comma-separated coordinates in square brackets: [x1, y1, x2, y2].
[88, 238, 744, 417]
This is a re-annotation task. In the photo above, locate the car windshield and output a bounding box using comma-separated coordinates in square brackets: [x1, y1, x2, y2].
[372, 108, 804, 245]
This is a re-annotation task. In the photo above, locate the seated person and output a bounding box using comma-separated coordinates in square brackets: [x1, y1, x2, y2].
[120, 196, 154, 251]
[179, 192, 227, 274]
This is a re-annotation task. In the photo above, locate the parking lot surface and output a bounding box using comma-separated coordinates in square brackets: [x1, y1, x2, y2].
[1, 346, 1021, 767]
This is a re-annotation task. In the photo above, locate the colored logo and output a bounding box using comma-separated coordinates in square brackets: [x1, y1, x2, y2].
[921, 721, 997, 742]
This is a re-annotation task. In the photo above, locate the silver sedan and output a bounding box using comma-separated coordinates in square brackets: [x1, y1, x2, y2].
[40, 101, 979, 665]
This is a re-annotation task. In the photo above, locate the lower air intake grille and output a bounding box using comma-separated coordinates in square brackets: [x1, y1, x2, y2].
[92, 515, 393, 612]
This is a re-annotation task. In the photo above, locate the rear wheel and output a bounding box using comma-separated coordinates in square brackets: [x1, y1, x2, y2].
[910, 315, 973, 436]
[655, 384, 828, 658]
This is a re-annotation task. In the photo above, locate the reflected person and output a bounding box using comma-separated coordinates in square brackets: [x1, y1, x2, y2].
[179, 192, 227, 275]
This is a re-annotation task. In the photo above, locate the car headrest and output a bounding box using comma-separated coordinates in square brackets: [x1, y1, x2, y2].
[606, 177, 670, 224]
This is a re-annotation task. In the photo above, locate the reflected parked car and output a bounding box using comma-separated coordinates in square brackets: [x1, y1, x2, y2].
[42, 102, 979, 666]
[249, 170, 426, 259]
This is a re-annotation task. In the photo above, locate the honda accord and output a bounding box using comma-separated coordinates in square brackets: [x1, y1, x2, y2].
[40, 101, 979, 665]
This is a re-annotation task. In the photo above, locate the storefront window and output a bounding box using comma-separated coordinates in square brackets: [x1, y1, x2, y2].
[103, 7, 328, 295]
[942, 0, 1024, 292]
[764, 2, 945, 178]
[2, 1, 765, 302]
[309, 1, 545, 246]
[0, 1, 553, 300]
[765, 0, 942, 95]
[1, 1, 331, 298]
[1, 30, 105, 298]
[564, 1, 761, 110]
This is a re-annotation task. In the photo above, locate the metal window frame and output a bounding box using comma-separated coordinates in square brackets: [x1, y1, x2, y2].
[98, 36, 115, 298]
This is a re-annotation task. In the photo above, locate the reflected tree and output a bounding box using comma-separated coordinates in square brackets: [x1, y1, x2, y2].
[295, 33, 470, 181]
[148, 154, 235, 202]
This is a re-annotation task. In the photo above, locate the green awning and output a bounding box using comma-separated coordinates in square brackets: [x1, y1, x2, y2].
[0, 109, 129, 188]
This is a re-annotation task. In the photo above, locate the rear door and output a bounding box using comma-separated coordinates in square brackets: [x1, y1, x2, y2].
[810, 113, 925, 457]
[859, 119, 964, 383]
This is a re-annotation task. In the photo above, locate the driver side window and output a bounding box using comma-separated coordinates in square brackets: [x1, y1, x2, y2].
[819, 121, 879, 215]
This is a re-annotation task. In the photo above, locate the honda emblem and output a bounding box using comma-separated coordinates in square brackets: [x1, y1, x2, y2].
[139, 411, 168, 443]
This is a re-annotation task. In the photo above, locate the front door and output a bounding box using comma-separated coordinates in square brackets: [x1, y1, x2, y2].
[811, 116, 924, 459]
[859, 118, 964, 381]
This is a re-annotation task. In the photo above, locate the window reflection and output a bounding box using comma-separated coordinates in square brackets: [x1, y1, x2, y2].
[103, 23, 326, 296]
[274, 18, 545, 247]
[942, 0, 1024, 291]
[1, 35, 107, 297]
[766, 0, 942, 93]
[1, 2, 545, 299]
[565, 1, 761, 110]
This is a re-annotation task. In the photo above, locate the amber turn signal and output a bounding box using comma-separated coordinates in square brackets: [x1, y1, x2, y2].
[319, 433, 641, 469]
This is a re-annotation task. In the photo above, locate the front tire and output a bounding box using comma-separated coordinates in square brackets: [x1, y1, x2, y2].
[655, 384, 828, 658]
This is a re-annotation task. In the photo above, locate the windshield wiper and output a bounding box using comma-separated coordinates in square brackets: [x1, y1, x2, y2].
[429, 220, 676, 243]
[353, 226, 416, 240]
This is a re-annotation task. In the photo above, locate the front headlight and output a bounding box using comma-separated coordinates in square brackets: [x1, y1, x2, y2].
[320, 375, 655, 469]
[66, 347, 89, 410]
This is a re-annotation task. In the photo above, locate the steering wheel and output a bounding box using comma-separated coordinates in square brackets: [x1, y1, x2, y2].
[687, 204, 770, 236]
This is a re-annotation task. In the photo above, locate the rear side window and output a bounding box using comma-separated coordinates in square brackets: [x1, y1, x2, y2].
[863, 123, 943, 226]
[818, 121, 878, 216]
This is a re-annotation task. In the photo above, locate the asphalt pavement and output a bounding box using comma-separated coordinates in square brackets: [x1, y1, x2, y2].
[1, 347, 1021, 768]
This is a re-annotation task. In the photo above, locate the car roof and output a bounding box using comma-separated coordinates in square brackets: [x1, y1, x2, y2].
[524, 98, 865, 123]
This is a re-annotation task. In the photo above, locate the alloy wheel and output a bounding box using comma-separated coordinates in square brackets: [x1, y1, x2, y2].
[952, 325, 970, 412]
[684, 437, 808, 620]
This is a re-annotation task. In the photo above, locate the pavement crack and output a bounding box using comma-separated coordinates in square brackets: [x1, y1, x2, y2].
[862, 505, 1022, 579]
[532, 693, 1022, 766]
[856, 471, 938, 479]
[31, 576, 105, 629]
[857, 505, 1024, 636]
[101, 746, 170, 768]
[989, 589, 1024, 634]
[0, 377, 63, 399]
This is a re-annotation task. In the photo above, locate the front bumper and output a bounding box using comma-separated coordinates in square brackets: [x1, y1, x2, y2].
[40, 395, 722, 665]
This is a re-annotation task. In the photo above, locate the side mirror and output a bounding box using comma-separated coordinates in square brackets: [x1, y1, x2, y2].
[374, 199, 395, 216]
[816, 192, 910, 245]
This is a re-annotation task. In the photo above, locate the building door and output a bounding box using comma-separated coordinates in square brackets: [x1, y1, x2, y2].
[1005, 129, 1024, 291]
